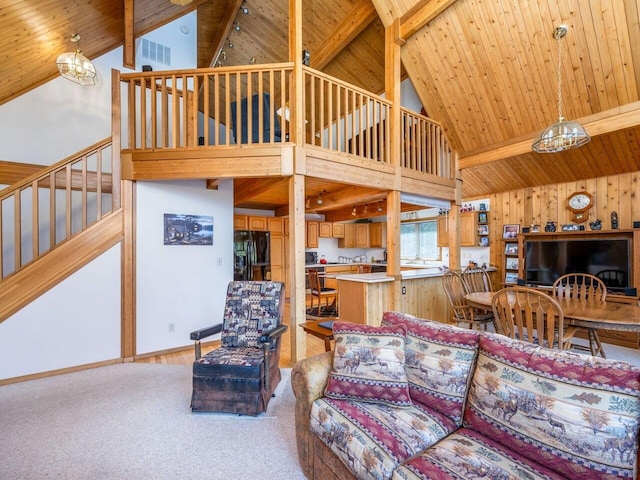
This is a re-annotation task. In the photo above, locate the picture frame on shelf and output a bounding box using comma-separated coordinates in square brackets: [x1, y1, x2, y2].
[504, 243, 519, 255]
[477, 212, 488, 224]
[503, 224, 520, 239]
[477, 224, 489, 235]
[478, 236, 489, 247]
[505, 272, 519, 284]
[506, 258, 519, 270]
[561, 224, 580, 231]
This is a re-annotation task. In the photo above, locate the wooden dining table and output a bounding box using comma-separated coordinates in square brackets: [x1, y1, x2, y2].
[465, 291, 640, 333]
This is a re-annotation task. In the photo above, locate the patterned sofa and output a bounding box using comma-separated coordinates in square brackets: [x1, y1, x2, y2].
[292, 311, 640, 480]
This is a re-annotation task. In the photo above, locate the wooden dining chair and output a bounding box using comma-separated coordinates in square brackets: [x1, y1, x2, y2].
[358, 265, 372, 274]
[551, 273, 607, 357]
[461, 267, 493, 294]
[442, 271, 496, 331]
[491, 287, 566, 349]
[308, 268, 337, 315]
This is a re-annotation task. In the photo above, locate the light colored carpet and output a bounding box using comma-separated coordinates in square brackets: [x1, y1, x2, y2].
[0, 364, 305, 480]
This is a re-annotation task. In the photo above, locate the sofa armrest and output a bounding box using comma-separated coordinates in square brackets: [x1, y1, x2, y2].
[291, 351, 334, 479]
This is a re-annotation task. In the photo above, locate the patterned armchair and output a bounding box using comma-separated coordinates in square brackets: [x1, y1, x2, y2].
[189, 281, 287, 415]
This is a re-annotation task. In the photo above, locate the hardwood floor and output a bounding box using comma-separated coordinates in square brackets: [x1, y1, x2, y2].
[136, 300, 327, 367]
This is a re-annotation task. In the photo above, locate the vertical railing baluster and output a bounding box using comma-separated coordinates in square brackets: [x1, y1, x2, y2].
[14, 191, 21, 271]
[32, 180, 39, 260]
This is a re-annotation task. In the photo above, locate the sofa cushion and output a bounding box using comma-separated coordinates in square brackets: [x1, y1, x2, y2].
[382, 312, 480, 424]
[464, 332, 640, 480]
[325, 321, 412, 407]
[391, 427, 567, 480]
[310, 397, 458, 480]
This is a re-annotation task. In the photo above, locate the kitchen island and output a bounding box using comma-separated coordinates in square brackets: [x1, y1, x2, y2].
[335, 268, 451, 326]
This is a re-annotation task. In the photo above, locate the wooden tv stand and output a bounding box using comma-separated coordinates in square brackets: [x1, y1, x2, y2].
[515, 230, 640, 349]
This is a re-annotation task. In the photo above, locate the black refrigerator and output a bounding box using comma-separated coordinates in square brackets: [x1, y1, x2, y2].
[234, 230, 271, 281]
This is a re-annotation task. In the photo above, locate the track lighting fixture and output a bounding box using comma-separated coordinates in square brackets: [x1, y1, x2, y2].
[228, 38, 233, 48]
[364, 205, 368, 214]
[220, 51, 227, 61]
[240, 2, 249, 14]
[352, 207, 357, 216]
[234, 22, 241, 31]
[316, 190, 326, 205]
[377, 201, 383, 212]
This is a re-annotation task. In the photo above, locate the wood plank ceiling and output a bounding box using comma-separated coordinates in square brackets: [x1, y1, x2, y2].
[1, 0, 639, 210]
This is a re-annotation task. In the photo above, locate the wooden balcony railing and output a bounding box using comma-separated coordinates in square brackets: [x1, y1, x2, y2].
[401, 108, 454, 178]
[303, 67, 391, 164]
[119, 64, 453, 181]
[0, 138, 119, 279]
[120, 64, 293, 150]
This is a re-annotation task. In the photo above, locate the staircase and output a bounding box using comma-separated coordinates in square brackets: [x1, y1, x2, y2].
[0, 138, 122, 322]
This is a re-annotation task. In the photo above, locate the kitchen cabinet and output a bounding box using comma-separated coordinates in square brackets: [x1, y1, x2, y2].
[332, 222, 345, 238]
[270, 234, 285, 283]
[234, 215, 248, 230]
[306, 221, 319, 248]
[248, 216, 268, 231]
[355, 223, 370, 248]
[459, 212, 476, 246]
[437, 216, 449, 247]
[319, 222, 333, 238]
[267, 217, 284, 234]
[438, 212, 481, 247]
[338, 223, 356, 247]
[369, 222, 385, 248]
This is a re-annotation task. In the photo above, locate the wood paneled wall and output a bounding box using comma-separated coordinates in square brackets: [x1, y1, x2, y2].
[476, 171, 640, 276]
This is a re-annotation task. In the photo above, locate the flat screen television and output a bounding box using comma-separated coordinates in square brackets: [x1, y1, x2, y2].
[524, 238, 631, 292]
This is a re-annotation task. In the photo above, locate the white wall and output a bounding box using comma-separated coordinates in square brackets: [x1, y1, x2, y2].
[0, 12, 226, 380]
[0, 245, 122, 379]
[136, 179, 233, 354]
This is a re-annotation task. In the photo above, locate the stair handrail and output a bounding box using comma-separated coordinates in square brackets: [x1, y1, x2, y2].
[0, 137, 119, 279]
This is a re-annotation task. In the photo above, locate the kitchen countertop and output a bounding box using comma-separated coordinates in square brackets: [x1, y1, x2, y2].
[334, 267, 449, 283]
[305, 262, 385, 269]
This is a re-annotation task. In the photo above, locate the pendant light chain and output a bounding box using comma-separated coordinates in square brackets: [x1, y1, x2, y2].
[556, 29, 564, 121]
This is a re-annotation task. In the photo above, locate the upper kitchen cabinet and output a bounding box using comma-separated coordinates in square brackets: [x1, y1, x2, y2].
[319, 222, 333, 238]
[437, 213, 476, 247]
[355, 223, 370, 248]
[306, 221, 319, 248]
[369, 222, 385, 248]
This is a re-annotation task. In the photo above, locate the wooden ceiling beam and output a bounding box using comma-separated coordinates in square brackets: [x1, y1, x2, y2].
[123, 0, 135, 69]
[312, 0, 378, 70]
[458, 101, 640, 170]
[234, 177, 287, 204]
[205, 0, 245, 67]
[0, 161, 46, 185]
[398, 0, 459, 42]
[306, 186, 386, 213]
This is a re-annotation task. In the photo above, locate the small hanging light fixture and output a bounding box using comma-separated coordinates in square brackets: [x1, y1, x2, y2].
[532, 25, 590, 153]
[377, 201, 383, 212]
[56, 34, 97, 86]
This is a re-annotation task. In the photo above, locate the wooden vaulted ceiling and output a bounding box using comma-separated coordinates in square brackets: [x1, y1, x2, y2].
[2, 0, 639, 207]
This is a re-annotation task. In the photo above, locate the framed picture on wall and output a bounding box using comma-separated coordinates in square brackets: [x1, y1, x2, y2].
[164, 213, 214, 245]
[477, 225, 489, 235]
[503, 224, 520, 239]
[505, 272, 519, 284]
[506, 258, 520, 270]
[504, 243, 519, 255]
[478, 236, 489, 247]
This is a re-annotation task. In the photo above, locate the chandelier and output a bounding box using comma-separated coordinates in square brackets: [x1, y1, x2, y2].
[532, 25, 590, 153]
[56, 34, 97, 86]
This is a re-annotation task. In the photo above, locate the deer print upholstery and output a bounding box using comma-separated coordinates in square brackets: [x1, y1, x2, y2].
[294, 311, 640, 480]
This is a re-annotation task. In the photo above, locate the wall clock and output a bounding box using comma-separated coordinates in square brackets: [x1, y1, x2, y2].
[566, 191, 593, 223]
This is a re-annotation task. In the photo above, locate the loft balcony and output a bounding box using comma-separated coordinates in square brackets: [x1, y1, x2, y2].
[115, 63, 457, 204]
